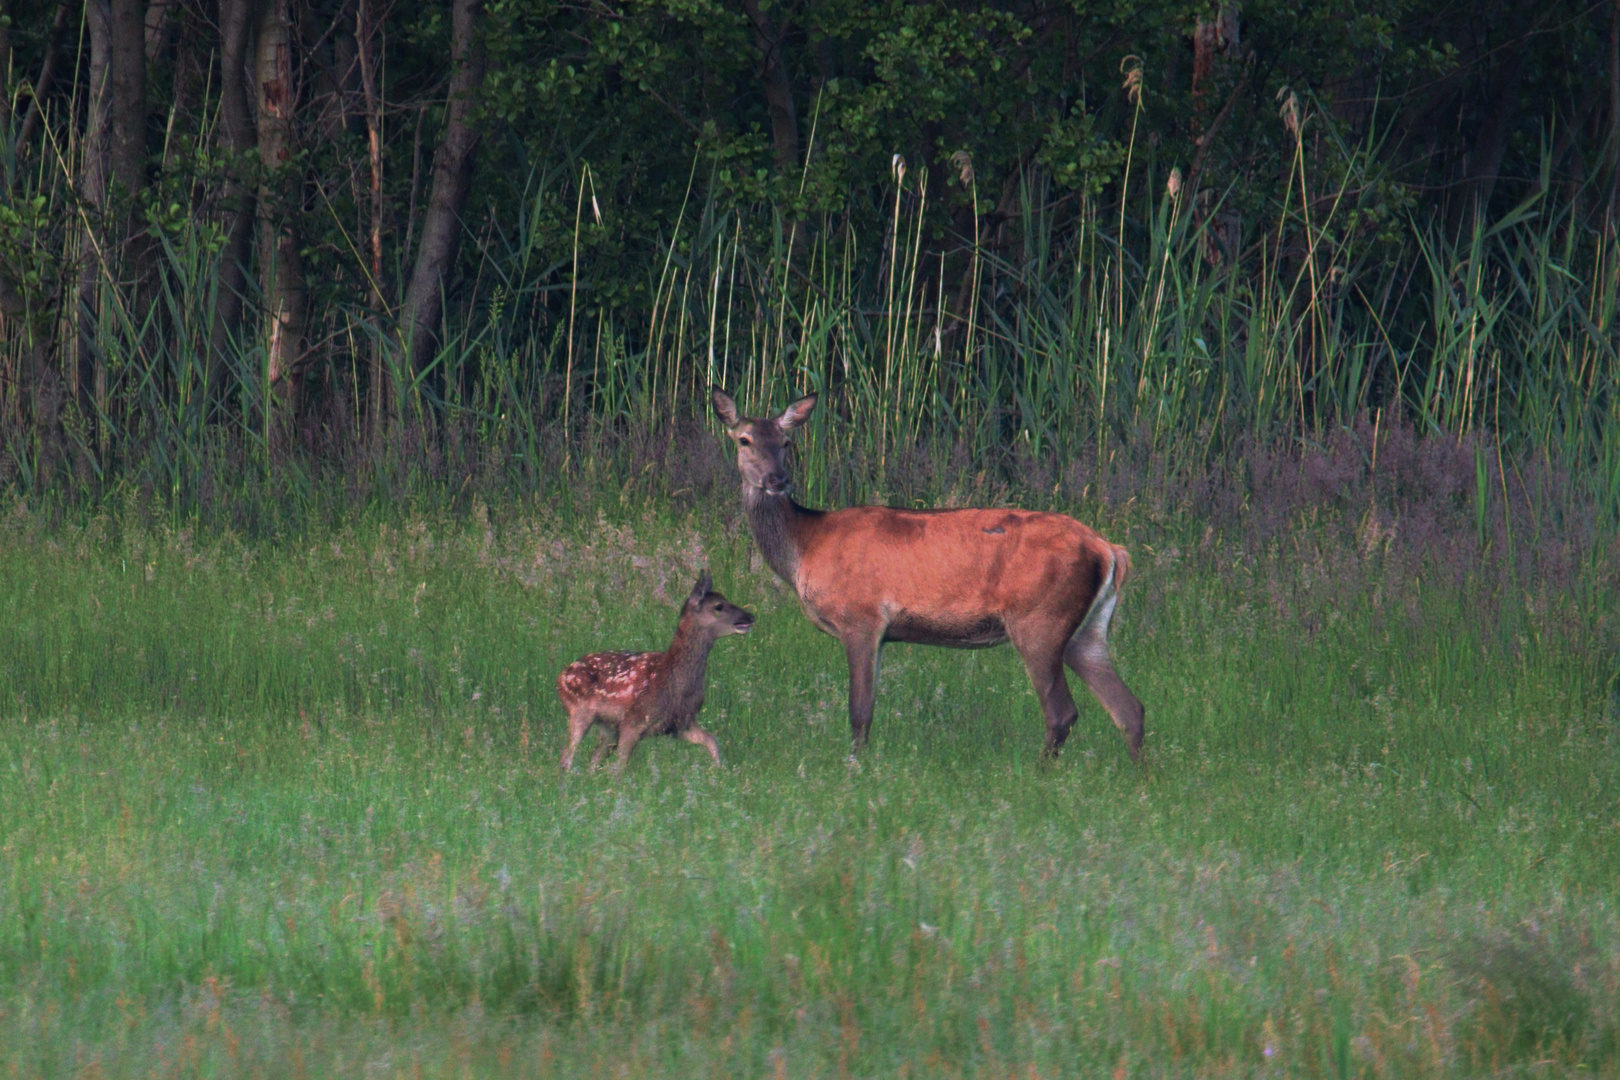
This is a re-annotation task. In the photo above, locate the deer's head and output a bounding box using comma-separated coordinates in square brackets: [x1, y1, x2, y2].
[711, 389, 816, 496]
[684, 572, 755, 637]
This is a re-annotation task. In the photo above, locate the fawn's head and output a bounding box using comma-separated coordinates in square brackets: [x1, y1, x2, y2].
[711, 389, 817, 497]
[683, 572, 754, 637]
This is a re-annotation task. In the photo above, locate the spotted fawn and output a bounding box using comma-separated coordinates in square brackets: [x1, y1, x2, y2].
[557, 573, 754, 772]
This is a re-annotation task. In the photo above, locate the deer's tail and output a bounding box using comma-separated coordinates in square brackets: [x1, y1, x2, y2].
[1076, 543, 1125, 646]
[1110, 545, 1132, 592]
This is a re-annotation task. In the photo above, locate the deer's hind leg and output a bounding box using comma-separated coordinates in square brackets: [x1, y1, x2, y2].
[1009, 621, 1081, 757]
[589, 726, 620, 770]
[1064, 574, 1144, 762]
[1065, 635, 1143, 762]
[560, 706, 598, 772]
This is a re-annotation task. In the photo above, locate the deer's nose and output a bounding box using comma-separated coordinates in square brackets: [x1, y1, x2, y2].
[764, 472, 792, 495]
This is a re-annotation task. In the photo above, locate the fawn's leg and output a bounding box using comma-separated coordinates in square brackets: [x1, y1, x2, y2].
[612, 726, 646, 773]
[560, 708, 596, 772]
[589, 727, 619, 770]
[678, 725, 722, 765]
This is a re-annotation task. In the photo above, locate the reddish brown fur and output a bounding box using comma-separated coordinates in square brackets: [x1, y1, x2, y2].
[557, 651, 661, 706]
[713, 389, 1145, 761]
[557, 574, 753, 772]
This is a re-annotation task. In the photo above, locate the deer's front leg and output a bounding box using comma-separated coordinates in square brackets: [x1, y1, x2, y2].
[613, 726, 646, 773]
[843, 630, 883, 751]
[678, 725, 722, 765]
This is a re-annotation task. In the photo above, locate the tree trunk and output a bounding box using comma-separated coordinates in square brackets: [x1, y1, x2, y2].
[75, 0, 115, 413]
[1609, 0, 1619, 217]
[0, 0, 11, 140]
[400, 0, 485, 371]
[1451, 18, 1535, 234]
[309, 0, 360, 141]
[256, 0, 306, 408]
[210, 0, 258, 371]
[105, 0, 151, 335]
[17, 1, 72, 152]
[144, 0, 177, 65]
[108, 0, 146, 203]
[740, 0, 799, 175]
[357, 0, 389, 432]
[0, 0, 14, 324]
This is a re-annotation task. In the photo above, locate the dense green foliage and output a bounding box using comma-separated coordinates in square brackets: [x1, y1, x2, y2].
[471, 0, 1595, 262]
[1, 0, 1618, 516]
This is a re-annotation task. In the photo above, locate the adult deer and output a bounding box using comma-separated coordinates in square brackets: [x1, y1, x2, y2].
[713, 389, 1144, 761]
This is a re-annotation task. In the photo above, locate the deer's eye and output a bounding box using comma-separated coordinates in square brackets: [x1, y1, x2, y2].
[738, 436, 752, 447]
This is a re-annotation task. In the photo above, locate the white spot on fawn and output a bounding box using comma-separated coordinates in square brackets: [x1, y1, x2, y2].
[558, 651, 658, 704]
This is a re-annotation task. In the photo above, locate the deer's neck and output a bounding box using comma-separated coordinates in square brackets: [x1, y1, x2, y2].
[743, 486, 813, 585]
[663, 620, 715, 691]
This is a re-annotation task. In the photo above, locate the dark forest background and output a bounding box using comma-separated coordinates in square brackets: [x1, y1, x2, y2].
[0, 0, 1617, 522]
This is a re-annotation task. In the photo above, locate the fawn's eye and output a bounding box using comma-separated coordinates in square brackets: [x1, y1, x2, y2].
[738, 436, 752, 447]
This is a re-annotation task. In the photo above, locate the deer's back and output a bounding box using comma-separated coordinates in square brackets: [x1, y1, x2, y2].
[793, 506, 1114, 628]
[557, 651, 661, 712]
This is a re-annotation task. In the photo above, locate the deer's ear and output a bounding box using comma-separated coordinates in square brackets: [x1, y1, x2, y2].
[690, 572, 712, 601]
[711, 389, 741, 429]
[777, 394, 817, 431]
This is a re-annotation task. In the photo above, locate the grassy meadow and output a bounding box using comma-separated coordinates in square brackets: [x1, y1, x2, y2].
[0, 468, 1617, 1078]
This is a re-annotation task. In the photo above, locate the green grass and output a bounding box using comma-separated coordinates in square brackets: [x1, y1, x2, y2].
[0, 500, 1617, 1078]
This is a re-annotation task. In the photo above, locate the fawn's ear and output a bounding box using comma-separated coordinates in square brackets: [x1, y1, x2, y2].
[711, 389, 741, 430]
[777, 394, 817, 431]
[689, 572, 713, 602]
